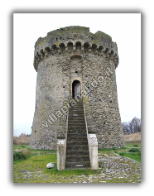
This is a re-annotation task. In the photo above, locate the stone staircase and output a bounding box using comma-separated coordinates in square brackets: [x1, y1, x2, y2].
[65, 99, 90, 169]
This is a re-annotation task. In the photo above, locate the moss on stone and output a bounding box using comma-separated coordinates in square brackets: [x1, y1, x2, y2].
[94, 31, 112, 41]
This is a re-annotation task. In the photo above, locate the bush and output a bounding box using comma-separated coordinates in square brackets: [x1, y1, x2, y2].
[128, 148, 140, 152]
[13, 148, 32, 162]
[13, 134, 30, 145]
[13, 151, 27, 161]
[133, 144, 138, 147]
[119, 153, 124, 156]
[13, 137, 18, 145]
[121, 147, 126, 149]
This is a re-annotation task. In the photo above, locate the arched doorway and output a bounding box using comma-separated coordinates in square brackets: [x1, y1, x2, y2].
[72, 80, 81, 99]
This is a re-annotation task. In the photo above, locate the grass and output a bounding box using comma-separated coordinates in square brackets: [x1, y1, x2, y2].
[13, 153, 100, 183]
[13, 145, 30, 150]
[13, 145, 56, 154]
[13, 142, 141, 183]
[98, 143, 141, 163]
[125, 142, 141, 148]
[118, 152, 141, 163]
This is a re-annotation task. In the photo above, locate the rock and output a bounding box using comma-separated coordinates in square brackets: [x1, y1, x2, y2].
[106, 168, 110, 173]
[46, 162, 55, 169]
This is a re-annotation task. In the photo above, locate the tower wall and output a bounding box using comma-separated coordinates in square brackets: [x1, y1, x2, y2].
[30, 26, 124, 150]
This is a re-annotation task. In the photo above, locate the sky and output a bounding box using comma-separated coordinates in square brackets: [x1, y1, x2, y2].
[13, 13, 141, 136]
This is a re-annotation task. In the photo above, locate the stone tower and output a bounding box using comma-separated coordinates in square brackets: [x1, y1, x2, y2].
[30, 26, 125, 150]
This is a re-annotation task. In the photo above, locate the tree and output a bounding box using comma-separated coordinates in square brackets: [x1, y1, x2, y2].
[122, 117, 141, 134]
[130, 117, 141, 133]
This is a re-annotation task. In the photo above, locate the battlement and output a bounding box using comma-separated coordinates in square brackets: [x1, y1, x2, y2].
[34, 26, 119, 71]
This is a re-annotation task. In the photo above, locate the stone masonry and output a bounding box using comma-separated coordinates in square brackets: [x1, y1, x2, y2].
[30, 26, 125, 150]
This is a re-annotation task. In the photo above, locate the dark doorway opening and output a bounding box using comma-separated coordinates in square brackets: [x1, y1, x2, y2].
[72, 80, 81, 99]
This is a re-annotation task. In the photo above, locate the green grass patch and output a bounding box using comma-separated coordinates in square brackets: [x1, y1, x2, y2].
[13, 145, 56, 165]
[98, 147, 127, 155]
[125, 142, 141, 148]
[13, 153, 100, 183]
[128, 148, 140, 152]
[13, 151, 28, 161]
[14, 154, 57, 173]
[99, 143, 141, 163]
[118, 152, 141, 163]
[13, 145, 30, 150]
[13, 143, 141, 183]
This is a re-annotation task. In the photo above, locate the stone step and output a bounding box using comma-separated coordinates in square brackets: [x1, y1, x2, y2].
[67, 131, 87, 135]
[67, 144, 88, 150]
[67, 147, 88, 151]
[68, 119, 85, 122]
[70, 108, 84, 110]
[65, 161, 90, 168]
[69, 112, 84, 116]
[67, 140, 88, 145]
[65, 99, 90, 169]
[68, 124, 86, 130]
[68, 131, 86, 134]
[67, 133, 87, 138]
[68, 117, 85, 120]
[66, 154, 89, 158]
[68, 129, 86, 133]
[70, 109, 83, 111]
[67, 137, 88, 141]
[66, 149, 89, 155]
[70, 107, 83, 109]
[69, 115, 84, 118]
[70, 106, 84, 109]
[68, 122, 85, 125]
[69, 109, 84, 111]
[68, 123, 86, 126]
[68, 126, 86, 129]
[65, 167, 91, 170]
[66, 155, 89, 162]
[67, 130, 86, 133]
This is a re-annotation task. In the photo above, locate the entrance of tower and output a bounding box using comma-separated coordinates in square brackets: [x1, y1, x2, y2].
[72, 80, 81, 99]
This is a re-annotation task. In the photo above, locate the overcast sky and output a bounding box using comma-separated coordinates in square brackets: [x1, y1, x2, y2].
[13, 13, 141, 136]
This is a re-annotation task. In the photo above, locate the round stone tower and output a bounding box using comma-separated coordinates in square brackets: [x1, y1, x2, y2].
[30, 26, 125, 150]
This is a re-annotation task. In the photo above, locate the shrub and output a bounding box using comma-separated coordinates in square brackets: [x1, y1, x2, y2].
[119, 153, 124, 156]
[13, 151, 27, 161]
[121, 147, 126, 149]
[13, 148, 32, 162]
[13, 134, 30, 145]
[13, 137, 18, 145]
[133, 144, 138, 147]
[128, 148, 140, 152]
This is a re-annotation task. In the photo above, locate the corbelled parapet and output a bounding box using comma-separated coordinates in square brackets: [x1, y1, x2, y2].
[33, 26, 119, 71]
